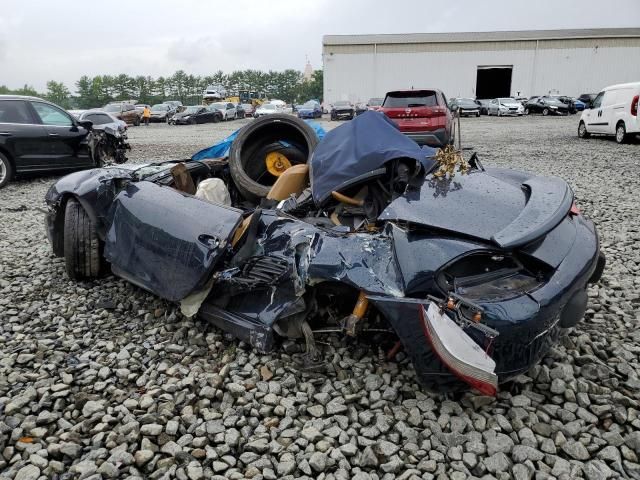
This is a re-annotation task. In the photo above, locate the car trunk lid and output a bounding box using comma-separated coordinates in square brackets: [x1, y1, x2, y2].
[379, 170, 573, 249]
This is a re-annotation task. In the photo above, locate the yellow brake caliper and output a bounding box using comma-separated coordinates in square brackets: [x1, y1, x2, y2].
[265, 151, 292, 177]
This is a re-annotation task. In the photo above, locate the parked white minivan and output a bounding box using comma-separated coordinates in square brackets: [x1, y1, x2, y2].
[578, 82, 640, 143]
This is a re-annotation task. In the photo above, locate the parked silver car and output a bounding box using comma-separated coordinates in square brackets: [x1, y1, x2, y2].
[208, 102, 237, 121]
[487, 98, 525, 116]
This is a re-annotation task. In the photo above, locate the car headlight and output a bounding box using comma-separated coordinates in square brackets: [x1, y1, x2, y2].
[550, 106, 557, 109]
[183, 115, 190, 119]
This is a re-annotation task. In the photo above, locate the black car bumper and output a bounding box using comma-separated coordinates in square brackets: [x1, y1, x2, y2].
[459, 108, 480, 116]
[370, 215, 603, 391]
[403, 128, 449, 147]
[332, 109, 354, 119]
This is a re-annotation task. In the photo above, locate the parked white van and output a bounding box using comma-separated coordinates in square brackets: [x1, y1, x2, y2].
[578, 82, 639, 143]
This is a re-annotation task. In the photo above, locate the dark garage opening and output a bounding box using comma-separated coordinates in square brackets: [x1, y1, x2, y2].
[476, 66, 513, 99]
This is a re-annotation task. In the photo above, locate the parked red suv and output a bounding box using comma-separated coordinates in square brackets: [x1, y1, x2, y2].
[379, 89, 453, 147]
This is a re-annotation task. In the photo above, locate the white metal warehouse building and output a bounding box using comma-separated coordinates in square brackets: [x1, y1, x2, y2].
[322, 28, 640, 104]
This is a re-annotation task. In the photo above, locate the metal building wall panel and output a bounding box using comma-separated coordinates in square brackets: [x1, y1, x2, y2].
[323, 37, 640, 104]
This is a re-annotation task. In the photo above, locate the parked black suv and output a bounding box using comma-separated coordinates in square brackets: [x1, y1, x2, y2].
[0, 95, 94, 188]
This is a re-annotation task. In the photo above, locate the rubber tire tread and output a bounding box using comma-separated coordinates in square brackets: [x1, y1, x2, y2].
[64, 198, 102, 279]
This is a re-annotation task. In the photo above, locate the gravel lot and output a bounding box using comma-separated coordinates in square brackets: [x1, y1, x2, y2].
[1, 115, 639, 480]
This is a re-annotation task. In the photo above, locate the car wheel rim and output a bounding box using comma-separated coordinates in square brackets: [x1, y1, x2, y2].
[617, 127, 624, 142]
[579, 124, 586, 136]
[0, 160, 6, 183]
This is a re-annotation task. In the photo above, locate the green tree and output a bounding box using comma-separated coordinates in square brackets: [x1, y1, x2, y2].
[296, 69, 323, 103]
[0, 84, 41, 96]
[75, 76, 97, 108]
[45, 81, 71, 109]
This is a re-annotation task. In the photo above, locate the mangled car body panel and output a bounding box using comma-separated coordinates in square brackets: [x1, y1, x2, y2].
[104, 181, 243, 301]
[44, 111, 605, 393]
[380, 169, 574, 249]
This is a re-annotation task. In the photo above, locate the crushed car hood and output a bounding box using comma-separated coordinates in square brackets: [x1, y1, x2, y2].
[379, 168, 574, 249]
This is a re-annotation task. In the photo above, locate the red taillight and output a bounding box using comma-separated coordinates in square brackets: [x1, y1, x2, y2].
[631, 95, 639, 116]
[419, 303, 498, 396]
[570, 201, 580, 216]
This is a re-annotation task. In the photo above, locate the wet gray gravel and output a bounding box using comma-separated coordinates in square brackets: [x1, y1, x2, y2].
[1, 115, 639, 480]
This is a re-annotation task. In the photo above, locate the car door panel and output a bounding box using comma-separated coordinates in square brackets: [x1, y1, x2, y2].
[0, 99, 52, 171]
[587, 92, 605, 133]
[202, 111, 214, 123]
[0, 123, 50, 171]
[104, 181, 243, 301]
[599, 91, 615, 134]
[30, 101, 92, 168]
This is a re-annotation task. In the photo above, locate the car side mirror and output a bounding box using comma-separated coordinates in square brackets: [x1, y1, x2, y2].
[78, 120, 93, 130]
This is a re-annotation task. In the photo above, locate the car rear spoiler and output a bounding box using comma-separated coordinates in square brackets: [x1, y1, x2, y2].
[492, 176, 573, 249]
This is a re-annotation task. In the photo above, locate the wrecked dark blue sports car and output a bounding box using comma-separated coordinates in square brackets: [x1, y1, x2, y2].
[44, 112, 605, 394]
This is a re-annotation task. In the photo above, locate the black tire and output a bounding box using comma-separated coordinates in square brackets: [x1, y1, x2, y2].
[189, 118, 196, 125]
[213, 114, 221, 123]
[63, 198, 102, 280]
[578, 121, 590, 139]
[476, 112, 480, 117]
[134, 117, 140, 127]
[524, 108, 529, 115]
[616, 122, 627, 144]
[229, 114, 318, 201]
[0, 152, 14, 189]
[542, 108, 549, 116]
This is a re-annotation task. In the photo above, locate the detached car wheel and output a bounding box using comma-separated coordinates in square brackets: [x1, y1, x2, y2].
[229, 114, 318, 201]
[0, 152, 14, 189]
[616, 123, 627, 144]
[64, 198, 103, 279]
[578, 122, 590, 139]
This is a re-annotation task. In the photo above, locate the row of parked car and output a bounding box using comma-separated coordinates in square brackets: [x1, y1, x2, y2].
[95, 100, 266, 127]
[448, 95, 591, 117]
[162, 100, 307, 125]
[329, 82, 640, 146]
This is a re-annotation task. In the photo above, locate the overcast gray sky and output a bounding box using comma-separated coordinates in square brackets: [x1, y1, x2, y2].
[1, 0, 638, 91]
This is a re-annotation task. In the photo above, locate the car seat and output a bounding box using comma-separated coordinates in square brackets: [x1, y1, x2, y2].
[170, 163, 196, 195]
[265, 164, 309, 201]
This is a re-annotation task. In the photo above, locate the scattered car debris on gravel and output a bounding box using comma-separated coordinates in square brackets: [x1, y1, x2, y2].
[1, 116, 639, 479]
